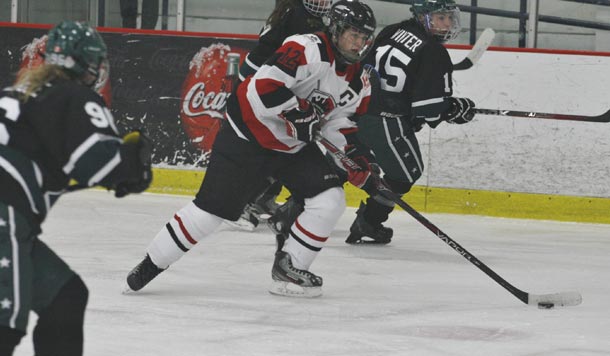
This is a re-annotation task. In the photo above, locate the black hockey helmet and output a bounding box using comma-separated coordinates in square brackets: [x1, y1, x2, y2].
[328, 0, 377, 64]
[411, 0, 461, 42]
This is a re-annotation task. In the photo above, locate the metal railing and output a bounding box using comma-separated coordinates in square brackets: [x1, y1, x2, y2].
[378, 0, 610, 47]
[7, 0, 610, 48]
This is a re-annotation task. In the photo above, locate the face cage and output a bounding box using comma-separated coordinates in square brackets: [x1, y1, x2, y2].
[422, 7, 461, 43]
[92, 58, 110, 90]
[303, 0, 333, 18]
[332, 23, 375, 64]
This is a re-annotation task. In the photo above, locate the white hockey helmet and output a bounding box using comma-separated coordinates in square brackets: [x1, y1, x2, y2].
[303, 0, 333, 18]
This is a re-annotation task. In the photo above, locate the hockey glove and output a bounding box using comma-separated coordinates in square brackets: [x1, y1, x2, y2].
[344, 143, 380, 195]
[442, 97, 476, 124]
[280, 99, 321, 143]
[114, 130, 153, 198]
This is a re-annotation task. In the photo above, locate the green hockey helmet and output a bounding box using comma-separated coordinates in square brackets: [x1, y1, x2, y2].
[45, 21, 108, 83]
[411, 0, 461, 42]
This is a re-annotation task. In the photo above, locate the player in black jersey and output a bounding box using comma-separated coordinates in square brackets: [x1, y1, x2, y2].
[0, 21, 152, 355]
[238, 0, 331, 81]
[230, 0, 332, 231]
[125, 0, 377, 298]
[345, 0, 476, 244]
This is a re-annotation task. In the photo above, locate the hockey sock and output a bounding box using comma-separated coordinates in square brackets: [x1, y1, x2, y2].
[33, 274, 88, 356]
[283, 187, 345, 270]
[147, 202, 223, 269]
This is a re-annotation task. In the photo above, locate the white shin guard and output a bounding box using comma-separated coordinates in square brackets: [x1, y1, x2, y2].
[147, 202, 223, 269]
[283, 187, 345, 270]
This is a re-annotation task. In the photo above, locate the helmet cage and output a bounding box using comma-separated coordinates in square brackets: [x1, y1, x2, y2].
[329, 22, 375, 64]
[421, 7, 461, 42]
[328, 1, 376, 64]
[303, 0, 333, 18]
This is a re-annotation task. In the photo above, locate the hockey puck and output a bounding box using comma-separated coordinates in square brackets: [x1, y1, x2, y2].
[538, 302, 555, 309]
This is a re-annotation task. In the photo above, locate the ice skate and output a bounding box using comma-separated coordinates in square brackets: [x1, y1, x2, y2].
[267, 197, 304, 251]
[250, 192, 280, 220]
[225, 194, 280, 231]
[224, 204, 259, 231]
[124, 254, 165, 293]
[345, 202, 393, 244]
[269, 251, 323, 298]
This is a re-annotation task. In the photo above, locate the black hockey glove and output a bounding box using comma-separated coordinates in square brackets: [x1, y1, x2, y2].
[344, 142, 381, 196]
[441, 97, 476, 124]
[280, 99, 321, 143]
[114, 130, 153, 198]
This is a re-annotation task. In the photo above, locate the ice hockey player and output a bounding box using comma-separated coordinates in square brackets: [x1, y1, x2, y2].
[270, 0, 477, 245]
[344, 0, 476, 244]
[229, 0, 333, 231]
[0, 21, 153, 355]
[125, 0, 378, 297]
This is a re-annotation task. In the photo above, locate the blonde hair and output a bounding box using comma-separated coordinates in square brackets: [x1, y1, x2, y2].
[14, 64, 70, 101]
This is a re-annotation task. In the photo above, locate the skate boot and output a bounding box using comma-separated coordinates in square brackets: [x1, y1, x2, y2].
[224, 203, 260, 231]
[345, 202, 393, 245]
[269, 251, 323, 298]
[250, 192, 280, 220]
[267, 197, 304, 251]
[124, 254, 165, 293]
[225, 193, 280, 231]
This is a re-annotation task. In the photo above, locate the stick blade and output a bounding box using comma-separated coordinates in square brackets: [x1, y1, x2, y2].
[528, 291, 582, 308]
[467, 28, 495, 64]
[593, 108, 610, 123]
[452, 58, 473, 71]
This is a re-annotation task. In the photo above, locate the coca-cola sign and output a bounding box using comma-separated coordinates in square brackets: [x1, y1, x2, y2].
[179, 43, 248, 156]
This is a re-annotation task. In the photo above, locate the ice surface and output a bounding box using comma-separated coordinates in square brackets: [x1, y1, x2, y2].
[13, 190, 610, 356]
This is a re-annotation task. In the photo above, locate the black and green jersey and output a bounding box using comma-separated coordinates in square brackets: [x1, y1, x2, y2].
[0, 79, 124, 225]
[364, 18, 454, 126]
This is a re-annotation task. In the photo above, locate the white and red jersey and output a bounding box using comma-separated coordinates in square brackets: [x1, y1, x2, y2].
[226, 32, 372, 153]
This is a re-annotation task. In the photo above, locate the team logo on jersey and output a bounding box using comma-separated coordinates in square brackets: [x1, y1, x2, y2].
[179, 44, 248, 154]
[307, 89, 336, 116]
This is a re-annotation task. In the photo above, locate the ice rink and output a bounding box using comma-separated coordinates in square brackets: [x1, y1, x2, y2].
[13, 190, 610, 356]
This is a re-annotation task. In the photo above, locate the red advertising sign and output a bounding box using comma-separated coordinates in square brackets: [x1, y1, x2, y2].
[180, 43, 249, 157]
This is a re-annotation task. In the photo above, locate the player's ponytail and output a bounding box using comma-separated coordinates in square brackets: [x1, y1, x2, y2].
[13, 64, 70, 102]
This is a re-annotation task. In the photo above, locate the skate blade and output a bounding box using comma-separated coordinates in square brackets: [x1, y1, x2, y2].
[345, 236, 391, 245]
[224, 219, 256, 232]
[121, 283, 137, 295]
[269, 280, 322, 298]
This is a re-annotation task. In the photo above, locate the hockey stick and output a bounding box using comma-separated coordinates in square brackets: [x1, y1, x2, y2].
[453, 28, 495, 71]
[474, 108, 610, 123]
[317, 134, 582, 308]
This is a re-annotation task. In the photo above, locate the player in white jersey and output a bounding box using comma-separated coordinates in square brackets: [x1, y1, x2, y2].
[125, 0, 378, 297]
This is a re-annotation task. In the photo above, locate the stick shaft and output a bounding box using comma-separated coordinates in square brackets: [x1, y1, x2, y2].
[475, 108, 610, 123]
[316, 135, 530, 304]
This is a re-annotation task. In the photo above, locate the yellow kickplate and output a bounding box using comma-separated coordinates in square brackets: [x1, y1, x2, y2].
[147, 167, 610, 224]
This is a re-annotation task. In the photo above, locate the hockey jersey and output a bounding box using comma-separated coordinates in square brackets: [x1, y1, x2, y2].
[0, 79, 125, 225]
[227, 32, 372, 154]
[364, 18, 454, 126]
[238, 4, 326, 81]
